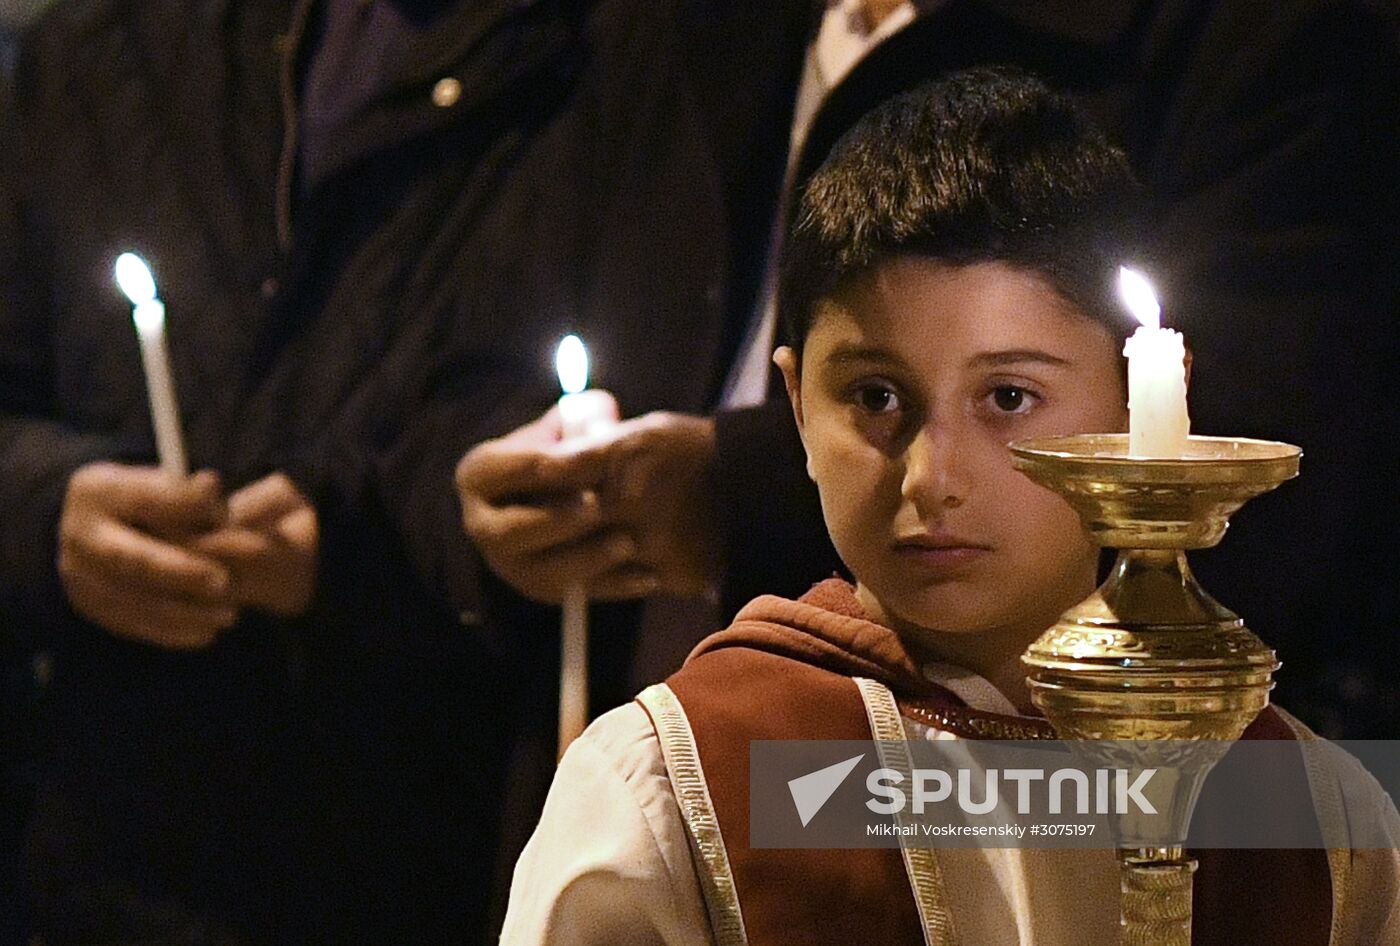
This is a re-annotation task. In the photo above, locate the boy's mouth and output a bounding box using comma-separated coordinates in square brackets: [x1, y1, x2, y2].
[893, 530, 989, 551]
[891, 533, 992, 574]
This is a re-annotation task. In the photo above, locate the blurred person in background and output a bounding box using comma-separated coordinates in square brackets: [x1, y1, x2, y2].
[2, 2, 57, 941]
[460, 0, 1400, 742]
[0, 0, 785, 941]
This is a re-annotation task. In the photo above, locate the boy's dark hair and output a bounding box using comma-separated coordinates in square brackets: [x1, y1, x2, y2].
[779, 68, 1144, 358]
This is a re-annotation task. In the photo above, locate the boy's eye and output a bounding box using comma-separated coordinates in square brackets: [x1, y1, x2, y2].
[988, 385, 1036, 414]
[854, 383, 901, 414]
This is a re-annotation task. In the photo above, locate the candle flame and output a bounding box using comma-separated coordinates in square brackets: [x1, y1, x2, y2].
[1118, 266, 1161, 330]
[555, 334, 589, 395]
[115, 253, 158, 305]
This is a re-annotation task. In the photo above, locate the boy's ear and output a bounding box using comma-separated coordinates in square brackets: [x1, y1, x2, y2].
[772, 347, 816, 482]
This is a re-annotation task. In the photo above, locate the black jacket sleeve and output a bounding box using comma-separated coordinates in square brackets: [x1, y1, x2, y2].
[0, 49, 125, 650]
[712, 399, 842, 619]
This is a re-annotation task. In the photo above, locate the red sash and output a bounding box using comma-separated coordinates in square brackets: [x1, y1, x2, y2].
[645, 579, 1333, 946]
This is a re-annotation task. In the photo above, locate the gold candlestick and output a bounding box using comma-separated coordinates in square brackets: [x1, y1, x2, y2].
[1010, 433, 1301, 946]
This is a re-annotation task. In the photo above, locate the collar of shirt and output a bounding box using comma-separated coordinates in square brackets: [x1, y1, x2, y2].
[812, 0, 919, 96]
[719, 0, 924, 408]
[921, 661, 1021, 716]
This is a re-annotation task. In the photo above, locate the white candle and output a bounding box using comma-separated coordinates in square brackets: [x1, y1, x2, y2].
[1119, 267, 1189, 458]
[554, 334, 616, 757]
[116, 253, 188, 478]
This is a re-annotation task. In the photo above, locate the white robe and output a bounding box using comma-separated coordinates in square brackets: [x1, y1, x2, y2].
[500, 665, 1400, 946]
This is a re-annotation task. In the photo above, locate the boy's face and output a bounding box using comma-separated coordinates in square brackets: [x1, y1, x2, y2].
[776, 259, 1127, 646]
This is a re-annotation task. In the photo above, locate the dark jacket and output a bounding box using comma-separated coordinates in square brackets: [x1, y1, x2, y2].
[708, 0, 1400, 736]
[0, 0, 768, 940]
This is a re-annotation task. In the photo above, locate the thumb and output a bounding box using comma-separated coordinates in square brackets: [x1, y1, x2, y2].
[120, 467, 227, 536]
[229, 473, 308, 529]
[504, 403, 567, 446]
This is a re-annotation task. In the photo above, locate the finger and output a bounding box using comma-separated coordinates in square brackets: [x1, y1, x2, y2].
[114, 594, 236, 648]
[77, 464, 227, 536]
[273, 505, 318, 552]
[518, 529, 638, 597]
[458, 405, 568, 488]
[189, 527, 274, 563]
[199, 508, 317, 564]
[228, 473, 307, 528]
[456, 399, 624, 498]
[591, 411, 714, 504]
[464, 491, 605, 555]
[551, 413, 680, 506]
[71, 517, 232, 602]
[456, 438, 614, 503]
[586, 562, 662, 602]
[507, 402, 567, 444]
[131, 468, 227, 534]
[63, 570, 234, 649]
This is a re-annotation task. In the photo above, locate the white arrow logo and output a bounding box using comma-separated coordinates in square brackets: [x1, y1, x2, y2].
[787, 754, 865, 827]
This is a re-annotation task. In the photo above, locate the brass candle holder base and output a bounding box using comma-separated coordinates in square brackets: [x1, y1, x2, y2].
[1010, 434, 1301, 946]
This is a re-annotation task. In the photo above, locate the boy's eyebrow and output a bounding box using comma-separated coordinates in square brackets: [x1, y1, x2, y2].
[824, 344, 905, 368]
[966, 349, 1074, 368]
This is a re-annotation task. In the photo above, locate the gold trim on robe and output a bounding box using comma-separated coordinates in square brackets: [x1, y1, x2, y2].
[1274, 706, 1352, 945]
[855, 676, 961, 946]
[637, 683, 750, 946]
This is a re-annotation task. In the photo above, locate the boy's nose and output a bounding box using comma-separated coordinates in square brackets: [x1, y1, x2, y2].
[900, 423, 968, 516]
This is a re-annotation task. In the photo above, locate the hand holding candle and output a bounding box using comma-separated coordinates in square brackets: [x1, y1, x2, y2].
[115, 253, 188, 478]
[554, 334, 617, 757]
[1119, 267, 1190, 458]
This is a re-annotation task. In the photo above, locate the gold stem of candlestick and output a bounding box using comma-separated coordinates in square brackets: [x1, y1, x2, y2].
[1010, 434, 1301, 946]
[1120, 850, 1195, 946]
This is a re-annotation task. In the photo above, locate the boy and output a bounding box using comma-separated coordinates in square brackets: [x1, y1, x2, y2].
[499, 71, 1398, 946]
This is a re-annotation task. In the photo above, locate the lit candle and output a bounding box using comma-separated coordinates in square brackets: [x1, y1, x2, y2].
[555, 334, 615, 439]
[1119, 267, 1189, 457]
[115, 253, 188, 478]
[554, 334, 616, 757]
